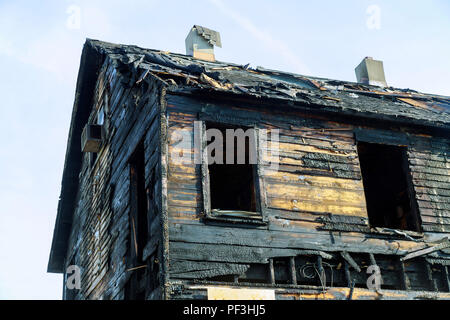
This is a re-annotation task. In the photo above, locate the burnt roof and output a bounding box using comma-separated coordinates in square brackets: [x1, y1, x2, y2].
[48, 39, 450, 273]
[90, 39, 450, 128]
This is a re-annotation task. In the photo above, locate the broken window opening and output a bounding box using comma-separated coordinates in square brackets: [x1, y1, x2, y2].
[125, 140, 148, 300]
[206, 122, 258, 214]
[357, 142, 421, 232]
[130, 141, 149, 262]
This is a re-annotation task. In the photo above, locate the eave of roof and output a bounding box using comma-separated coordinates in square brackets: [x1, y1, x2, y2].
[47, 40, 106, 273]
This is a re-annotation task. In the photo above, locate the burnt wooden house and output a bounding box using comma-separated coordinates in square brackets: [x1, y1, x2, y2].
[48, 28, 450, 300]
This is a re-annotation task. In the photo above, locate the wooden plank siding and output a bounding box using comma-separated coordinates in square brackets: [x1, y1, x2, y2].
[64, 57, 166, 300]
[408, 136, 450, 233]
[164, 94, 450, 295]
[51, 39, 450, 300]
[62, 65, 450, 299]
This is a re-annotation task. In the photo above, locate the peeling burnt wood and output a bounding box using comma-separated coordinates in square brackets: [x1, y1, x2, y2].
[169, 260, 250, 279]
[289, 257, 297, 285]
[169, 241, 334, 264]
[169, 221, 423, 257]
[317, 214, 369, 226]
[317, 223, 371, 233]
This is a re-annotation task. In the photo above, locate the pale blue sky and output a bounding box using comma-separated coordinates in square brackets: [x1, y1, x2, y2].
[0, 0, 449, 299]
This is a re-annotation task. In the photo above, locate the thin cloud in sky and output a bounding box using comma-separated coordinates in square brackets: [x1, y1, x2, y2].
[0, 1, 115, 82]
[208, 0, 311, 75]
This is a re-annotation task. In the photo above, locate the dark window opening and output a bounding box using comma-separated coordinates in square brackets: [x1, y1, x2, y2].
[357, 142, 420, 231]
[126, 141, 148, 300]
[130, 141, 149, 262]
[206, 123, 257, 212]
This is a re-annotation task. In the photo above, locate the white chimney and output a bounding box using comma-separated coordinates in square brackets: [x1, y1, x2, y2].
[185, 25, 222, 62]
[355, 57, 387, 87]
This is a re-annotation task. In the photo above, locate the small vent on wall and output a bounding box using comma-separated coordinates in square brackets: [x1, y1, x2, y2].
[81, 124, 103, 153]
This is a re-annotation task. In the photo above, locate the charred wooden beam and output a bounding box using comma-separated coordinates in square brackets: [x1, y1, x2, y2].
[341, 251, 361, 273]
[344, 261, 352, 288]
[399, 259, 410, 290]
[425, 262, 438, 292]
[269, 259, 275, 285]
[289, 257, 297, 285]
[317, 255, 325, 287]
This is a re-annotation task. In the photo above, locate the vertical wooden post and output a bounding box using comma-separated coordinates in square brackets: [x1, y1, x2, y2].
[317, 255, 325, 287]
[425, 262, 438, 292]
[268, 258, 275, 285]
[369, 253, 377, 266]
[344, 261, 352, 288]
[399, 259, 410, 290]
[159, 87, 170, 300]
[289, 257, 297, 285]
[199, 121, 211, 217]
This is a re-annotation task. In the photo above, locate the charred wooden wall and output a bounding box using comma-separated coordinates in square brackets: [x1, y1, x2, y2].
[64, 57, 166, 300]
[165, 94, 450, 297]
[62, 64, 449, 299]
[408, 137, 450, 233]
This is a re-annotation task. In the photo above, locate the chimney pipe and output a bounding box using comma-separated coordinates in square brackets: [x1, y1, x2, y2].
[185, 25, 222, 62]
[355, 57, 387, 87]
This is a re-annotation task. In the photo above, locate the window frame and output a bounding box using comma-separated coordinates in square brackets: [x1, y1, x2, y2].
[354, 128, 422, 233]
[199, 120, 268, 225]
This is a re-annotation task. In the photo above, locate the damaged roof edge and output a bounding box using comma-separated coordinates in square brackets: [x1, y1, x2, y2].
[47, 39, 106, 273]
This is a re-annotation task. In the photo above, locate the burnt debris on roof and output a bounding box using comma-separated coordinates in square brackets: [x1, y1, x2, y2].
[86, 39, 450, 130]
